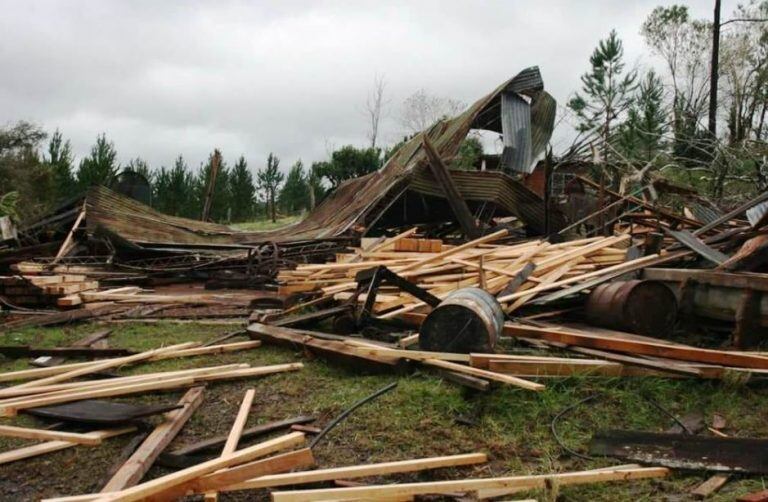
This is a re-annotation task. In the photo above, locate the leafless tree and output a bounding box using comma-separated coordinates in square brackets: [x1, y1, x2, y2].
[365, 73, 388, 148]
[400, 89, 465, 134]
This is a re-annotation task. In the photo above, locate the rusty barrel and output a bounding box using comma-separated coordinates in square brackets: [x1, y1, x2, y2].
[585, 280, 677, 338]
[420, 288, 503, 353]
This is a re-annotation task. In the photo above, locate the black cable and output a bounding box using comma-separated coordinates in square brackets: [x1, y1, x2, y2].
[550, 391, 692, 461]
[639, 393, 694, 435]
[309, 381, 398, 449]
[550, 393, 601, 461]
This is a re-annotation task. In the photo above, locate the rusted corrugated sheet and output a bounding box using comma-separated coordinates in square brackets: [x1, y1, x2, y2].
[82, 67, 558, 248]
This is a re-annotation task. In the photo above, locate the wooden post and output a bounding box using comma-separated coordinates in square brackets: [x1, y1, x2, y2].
[421, 136, 481, 240]
[201, 149, 221, 222]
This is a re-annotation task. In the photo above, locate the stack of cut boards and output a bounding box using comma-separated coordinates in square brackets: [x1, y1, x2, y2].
[0, 274, 98, 307]
[277, 228, 644, 316]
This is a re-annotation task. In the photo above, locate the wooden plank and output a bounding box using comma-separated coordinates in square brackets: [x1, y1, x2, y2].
[503, 322, 768, 369]
[204, 389, 256, 500]
[0, 424, 112, 445]
[52, 208, 85, 264]
[64, 432, 306, 502]
[172, 416, 316, 456]
[228, 452, 487, 491]
[100, 387, 206, 491]
[148, 449, 315, 501]
[269, 466, 669, 501]
[397, 229, 508, 273]
[0, 377, 195, 417]
[691, 474, 730, 498]
[10, 342, 197, 390]
[423, 359, 544, 391]
[0, 427, 136, 466]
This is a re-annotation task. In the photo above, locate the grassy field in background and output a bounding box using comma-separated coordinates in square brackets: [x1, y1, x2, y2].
[231, 214, 303, 232]
[0, 321, 767, 500]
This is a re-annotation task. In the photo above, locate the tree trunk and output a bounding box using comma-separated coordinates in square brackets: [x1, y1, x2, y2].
[270, 190, 276, 222]
[708, 0, 721, 137]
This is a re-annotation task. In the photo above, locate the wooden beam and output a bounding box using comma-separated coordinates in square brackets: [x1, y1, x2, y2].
[269, 466, 669, 501]
[227, 452, 487, 491]
[0, 427, 136, 466]
[0, 424, 113, 445]
[422, 358, 544, 391]
[70, 432, 306, 502]
[0, 377, 195, 417]
[9, 342, 197, 390]
[171, 416, 316, 456]
[503, 322, 768, 369]
[204, 388, 256, 501]
[422, 136, 481, 239]
[100, 387, 205, 491]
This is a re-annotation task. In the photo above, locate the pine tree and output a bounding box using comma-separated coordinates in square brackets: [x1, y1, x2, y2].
[229, 156, 255, 222]
[256, 153, 284, 222]
[568, 30, 638, 161]
[45, 129, 76, 201]
[279, 160, 308, 214]
[618, 70, 667, 161]
[76, 134, 119, 190]
[154, 155, 195, 217]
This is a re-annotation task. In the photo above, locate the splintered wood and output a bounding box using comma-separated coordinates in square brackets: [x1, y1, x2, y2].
[278, 228, 635, 315]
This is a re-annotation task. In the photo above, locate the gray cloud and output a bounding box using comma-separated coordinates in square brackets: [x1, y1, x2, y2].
[0, 0, 736, 173]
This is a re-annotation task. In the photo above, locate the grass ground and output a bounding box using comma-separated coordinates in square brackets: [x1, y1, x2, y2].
[0, 321, 767, 500]
[232, 215, 303, 232]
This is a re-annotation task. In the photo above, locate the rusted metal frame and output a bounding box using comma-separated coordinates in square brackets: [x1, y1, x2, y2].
[354, 265, 440, 329]
[421, 136, 482, 240]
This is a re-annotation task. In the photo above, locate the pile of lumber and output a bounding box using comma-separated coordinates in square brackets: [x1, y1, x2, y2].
[0, 273, 99, 307]
[278, 228, 662, 316]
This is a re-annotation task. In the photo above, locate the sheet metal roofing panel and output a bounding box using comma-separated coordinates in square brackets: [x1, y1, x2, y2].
[747, 200, 768, 228]
[500, 92, 533, 173]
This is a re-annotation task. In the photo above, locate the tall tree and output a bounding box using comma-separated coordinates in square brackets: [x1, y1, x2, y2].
[256, 153, 284, 222]
[314, 145, 381, 188]
[229, 155, 255, 222]
[279, 160, 308, 214]
[154, 155, 195, 217]
[45, 129, 76, 202]
[617, 70, 667, 161]
[365, 73, 388, 148]
[568, 30, 638, 162]
[641, 6, 712, 131]
[0, 121, 51, 220]
[400, 89, 465, 134]
[76, 134, 119, 189]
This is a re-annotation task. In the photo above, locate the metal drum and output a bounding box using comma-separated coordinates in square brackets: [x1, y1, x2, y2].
[585, 280, 678, 338]
[420, 288, 503, 353]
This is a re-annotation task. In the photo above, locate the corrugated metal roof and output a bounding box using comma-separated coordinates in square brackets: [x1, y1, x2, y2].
[500, 92, 532, 173]
[81, 68, 559, 248]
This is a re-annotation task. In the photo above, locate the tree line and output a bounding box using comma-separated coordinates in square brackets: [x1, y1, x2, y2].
[566, 2, 768, 201]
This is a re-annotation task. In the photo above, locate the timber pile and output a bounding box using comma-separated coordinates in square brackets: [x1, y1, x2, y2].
[277, 228, 650, 316]
[0, 273, 99, 307]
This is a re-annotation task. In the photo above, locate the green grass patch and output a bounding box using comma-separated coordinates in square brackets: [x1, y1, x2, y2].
[231, 215, 302, 232]
[0, 321, 766, 500]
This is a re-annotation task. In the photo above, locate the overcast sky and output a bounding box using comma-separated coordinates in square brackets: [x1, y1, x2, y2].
[0, 0, 738, 173]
